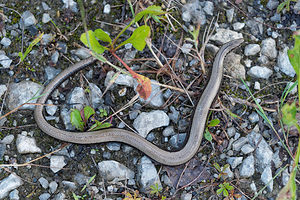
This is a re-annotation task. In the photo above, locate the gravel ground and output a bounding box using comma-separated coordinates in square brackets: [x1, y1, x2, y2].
[0, 0, 300, 199]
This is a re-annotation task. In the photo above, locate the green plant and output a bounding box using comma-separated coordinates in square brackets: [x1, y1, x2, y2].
[70, 105, 112, 131]
[123, 190, 141, 200]
[277, 0, 298, 13]
[213, 163, 230, 180]
[79, 4, 166, 100]
[204, 118, 220, 142]
[217, 182, 233, 197]
[149, 183, 166, 199]
[18, 33, 44, 64]
[72, 174, 96, 199]
[276, 30, 300, 200]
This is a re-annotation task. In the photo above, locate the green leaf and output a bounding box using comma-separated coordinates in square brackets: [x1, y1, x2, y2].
[214, 163, 221, 172]
[288, 35, 300, 77]
[118, 25, 150, 51]
[134, 5, 166, 23]
[19, 33, 44, 62]
[281, 102, 298, 127]
[88, 120, 112, 131]
[72, 193, 80, 200]
[208, 118, 220, 127]
[204, 129, 212, 142]
[216, 188, 223, 195]
[70, 109, 84, 131]
[94, 29, 112, 44]
[80, 30, 106, 54]
[223, 188, 229, 197]
[83, 106, 95, 122]
[277, 2, 287, 13]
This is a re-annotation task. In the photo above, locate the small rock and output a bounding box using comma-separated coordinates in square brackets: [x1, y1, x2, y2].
[51, 51, 59, 64]
[163, 126, 176, 137]
[272, 150, 282, 169]
[67, 87, 88, 110]
[133, 110, 169, 138]
[39, 193, 50, 200]
[227, 127, 236, 138]
[286, 82, 297, 95]
[246, 18, 264, 36]
[50, 155, 67, 173]
[249, 112, 259, 123]
[0, 174, 23, 199]
[42, 2, 51, 10]
[0, 54, 12, 68]
[261, 166, 273, 192]
[227, 157, 243, 169]
[16, 135, 42, 154]
[72, 48, 91, 59]
[137, 80, 165, 107]
[49, 181, 58, 194]
[182, 1, 206, 24]
[223, 167, 234, 179]
[1, 134, 14, 144]
[181, 193, 192, 200]
[103, 4, 111, 14]
[261, 38, 277, 59]
[60, 106, 74, 130]
[169, 133, 186, 149]
[62, 181, 76, 190]
[181, 43, 193, 54]
[98, 160, 134, 181]
[244, 44, 260, 56]
[106, 143, 121, 151]
[62, 0, 78, 12]
[224, 53, 245, 79]
[277, 47, 296, 77]
[282, 168, 289, 186]
[233, 22, 245, 30]
[203, 1, 214, 16]
[241, 144, 254, 154]
[9, 189, 19, 200]
[254, 82, 260, 90]
[46, 100, 57, 116]
[0, 144, 5, 161]
[1, 37, 11, 47]
[226, 8, 234, 23]
[20, 11, 37, 27]
[41, 34, 54, 45]
[7, 81, 43, 110]
[210, 29, 243, 44]
[39, 177, 49, 189]
[0, 85, 7, 98]
[232, 137, 248, 151]
[89, 83, 104, 108]
[137, 156, 162, 193]
[250, 181, 257, 193]
[239, 154, 255, 178]
[168, 106, 179, 123]
[53, 193, 66, 200]
[247, 66, 273, 79]
[295, 1, 300, 12]
[42, 13, 51, 23]
[267, 0, 279, 10]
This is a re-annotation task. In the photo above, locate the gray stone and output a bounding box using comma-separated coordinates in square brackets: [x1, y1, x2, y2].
[261, 38, 277, 59]
[98, 160, 134, 181]
[1, 134, 14, 144]
[7, 81, 43, 110]
[20, 11, 37, 27]
[254, 82, 260, 90]
[74, 173, 92, 186]
[16, 134, 41, 154]
[50, 155, 66, 173]
[49, 181, 58, 194]
[295, 1, 300, 12]
[246, 18, 264, 36]
[0, 85, 7, 98]
[250, 181, 257, 193]
[9, 189, 19, 200]
[286, 82, 297, 95]
[223, 166, 234, 179]
[0, 174, 23, 199]
[0, 54, 12, 68]
[282, 168, 289, 186]
[182, 0, 206, 24]
[42, 13, 51, 23]
[72, 48, 91, 59]
[227, 127, 236, 138]
[210, 29, 243, 44]
[169, 133, 186, 149]
[244, 44, 260, 56]
[224, 53, 245, 79]
[233, 22, 245, 31]
[103, 4, 111, 14]
[249, 112, 259, 123]
[247, 131, 273, 172]
[41, 34, 54, 45]
[89, 83, 103, 108]
[39, 193, 50, 200]
[39, 177, 49, 189]
[163, 126, 175, 137]
[60, 106, 74, 130]
[53, 193, 66, 200]
[248, 66, 273, 79]
[45, 100, 57, 116]
[168, 106, 179, 123]
[106, 142, 121, 151]
[51, 51, 59, 64]
[123, 49, 137, 64]
[44, 66, 61, 82]
[0, 144, 5, 161]
[62, 0, 78, 12]
[277, 47, 296, 77]
[261, 166, 273, 192]
[203, 1, 214, 16]
[227, 157, 243, 169]
[226, 8, 234, 23]
[239, 155, 255, 178]
[1, 37, 11, 47]
[241, 144, 254, 154]
[272, 150, 282, 168]
[181, 193, 192, 200]
[270, 13, 281, 22]
[133, 110, 169, 138]
[181, 43, 193, 54]
[67, 87, 88, 110]
[138, 80, 165, 107]
[267, 0, 279, 10]
[42, 2, 51, 10]
[62, 181, 76, 190]
[232, 137, 248, 151]
[137, 156, 162, 193]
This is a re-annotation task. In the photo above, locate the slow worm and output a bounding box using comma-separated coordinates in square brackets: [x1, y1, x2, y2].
[34, 38, 243, 166]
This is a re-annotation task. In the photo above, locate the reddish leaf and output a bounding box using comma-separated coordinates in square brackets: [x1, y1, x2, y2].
[135, 74, 152, 100]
